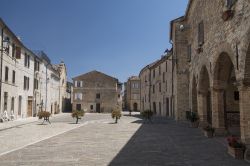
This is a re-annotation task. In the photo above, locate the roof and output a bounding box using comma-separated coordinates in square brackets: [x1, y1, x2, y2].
[0, 18, 37, 58]
[72, 70, 118, 82]
[128, 76, 140, 81]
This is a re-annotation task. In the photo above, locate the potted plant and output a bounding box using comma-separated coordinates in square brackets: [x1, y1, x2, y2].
[227, 136, 246, 160]
[189, 112, 199, 128]
[111, 107, 122, 123]
[37, 111, 51, 124]
[141, 110, 153, 122]
[203, 125, 215, 138]
[72, 110, 85, 124]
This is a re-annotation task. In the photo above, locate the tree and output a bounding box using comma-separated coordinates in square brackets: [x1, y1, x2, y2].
[112, 106, 122, 123]
[72, 110, 85, 124]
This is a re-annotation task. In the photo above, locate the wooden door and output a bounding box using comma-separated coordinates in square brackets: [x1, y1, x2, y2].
[96, 103, 101, 113]
[27, 100, 33, 117]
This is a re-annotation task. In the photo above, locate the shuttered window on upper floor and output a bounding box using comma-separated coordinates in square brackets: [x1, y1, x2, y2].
[187, 45, 192, 62]
[198, 21, 204, 46]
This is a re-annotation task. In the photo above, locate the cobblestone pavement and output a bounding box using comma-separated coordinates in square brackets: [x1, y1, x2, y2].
[0, 113, 249, 166]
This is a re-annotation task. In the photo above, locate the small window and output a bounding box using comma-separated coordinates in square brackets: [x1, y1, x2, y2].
[76, 104, 81, 111]
[187, 45, 192, 62]
[198, 21, 204, 46]
[90, 105, 93, 110]
[159, 66, 161, 75]
[234, 91, 239, 101]
[96, 93, 101, 99]
[12, 70, 15, 84]
[153, 69, 155, 78]
[5, 66, 9, 82]
[159, 83, 161, 92]
[153, 85, 155, 94]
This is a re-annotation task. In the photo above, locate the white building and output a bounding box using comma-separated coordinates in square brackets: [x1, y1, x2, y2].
[0, 18, 68, 121]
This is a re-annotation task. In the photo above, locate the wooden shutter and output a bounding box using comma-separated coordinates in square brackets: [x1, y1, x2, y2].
[187, 45, 192, 62]
[16, 46, 21, 59]
[198, 21, 204, 46]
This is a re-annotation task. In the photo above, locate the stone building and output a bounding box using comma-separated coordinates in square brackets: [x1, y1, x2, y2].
[125, 76, 141, 112]
[139, 52, 173, 117]
[138, 0, 250, 154]
[0, 18, 68, 121]
[172, 0, 250, 146]
[72, 70, 122, 113]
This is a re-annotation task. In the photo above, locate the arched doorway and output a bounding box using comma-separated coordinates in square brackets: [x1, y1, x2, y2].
[198, 66, 212, 126]
[133, 103, 138, 111]
[192, 76, 198, 113]
[213, 52, 240, 136]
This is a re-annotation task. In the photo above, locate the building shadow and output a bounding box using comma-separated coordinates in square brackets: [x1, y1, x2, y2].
[108, 118, 249, 166]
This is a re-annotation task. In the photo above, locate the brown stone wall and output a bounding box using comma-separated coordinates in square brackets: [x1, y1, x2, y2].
[72, 71, 120, 113]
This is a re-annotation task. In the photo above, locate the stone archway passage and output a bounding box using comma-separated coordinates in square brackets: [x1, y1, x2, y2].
[133, 103, 138, 111]
[192, 76, 198, 113]
[197, 66, 212, 127]
[213, 52, 240, 136]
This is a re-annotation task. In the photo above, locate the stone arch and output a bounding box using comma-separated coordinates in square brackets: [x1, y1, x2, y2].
[197, 66, 212, 126]
[191, 75, 198, 113]
[212, 52, 240, 136]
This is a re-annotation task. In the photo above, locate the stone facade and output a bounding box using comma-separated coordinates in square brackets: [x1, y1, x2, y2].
[173, 0, 250, 146]
[72, 70, 122, 113]
[125, 76, 141, 111]
[0, 18, 68, 121]
[139, 52, 173, 117]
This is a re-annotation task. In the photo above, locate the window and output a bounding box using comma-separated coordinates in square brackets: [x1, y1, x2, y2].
[187, 45, 192, 62]
[226, 0, 236, 9]
[153, 69, 155, 78]
[153, 85, 155, 94]
[35, 60, 40, 71]
[15, 46, 21, 59]
[90, 105, 93, 110]
[4, 92, 8, 111]
[34, 78, 39, 90]
[159, 83, 161, 92]
[24, 76, 29, 90]
[163, 72, 165, 83]
[11, 97, 14, 111]
[198, 21, 204, 46]
[76, 104, 81, 111]
[234, 91, 239, 101]
[12, 70, 15, 84]
[96, 93, 101, 99]
[159, 66, 161, 75]
[75, 93, 83, 100]
[5, 66, 9, 82]
[12, 43, 16, 58]
[24, 53, 30, 68]
[75, 81, 83, 88]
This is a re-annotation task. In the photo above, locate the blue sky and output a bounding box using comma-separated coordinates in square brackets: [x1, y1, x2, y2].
[0, 0, 188, 82]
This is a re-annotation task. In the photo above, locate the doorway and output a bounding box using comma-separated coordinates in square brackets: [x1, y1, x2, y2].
[96, 103, 101, 113]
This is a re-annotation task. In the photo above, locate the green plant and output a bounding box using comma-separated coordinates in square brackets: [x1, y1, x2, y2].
[37, 111, 51, 119]
[189, 112, 199, 122]
[72, 110, 85, 124]
[112, 107, 122, 123]
[141, 110, 153, 121]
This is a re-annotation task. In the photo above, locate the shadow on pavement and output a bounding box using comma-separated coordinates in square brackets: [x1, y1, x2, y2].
[108, 117, 249, 166]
